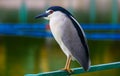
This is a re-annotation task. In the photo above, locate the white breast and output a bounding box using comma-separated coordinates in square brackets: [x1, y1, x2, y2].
[49, 11, 73, 57]
[49, 11, 66, 44]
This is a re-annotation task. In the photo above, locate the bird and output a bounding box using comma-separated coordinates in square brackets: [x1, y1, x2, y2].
[35, 6, 90, 73]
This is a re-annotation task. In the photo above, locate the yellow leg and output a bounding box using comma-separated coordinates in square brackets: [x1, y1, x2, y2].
[64, 56, 72, 73]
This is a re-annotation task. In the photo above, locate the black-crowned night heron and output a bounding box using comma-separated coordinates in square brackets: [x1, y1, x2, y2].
[35, 6, 90, 73]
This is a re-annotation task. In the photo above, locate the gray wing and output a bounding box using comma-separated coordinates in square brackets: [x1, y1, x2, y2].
[61, 17, 90, 71]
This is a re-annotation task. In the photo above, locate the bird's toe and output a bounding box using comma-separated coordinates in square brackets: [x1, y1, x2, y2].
[63, 68, 73, 74]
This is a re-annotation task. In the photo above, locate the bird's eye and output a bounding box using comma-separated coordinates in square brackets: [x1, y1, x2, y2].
[49, 10, 54, 14]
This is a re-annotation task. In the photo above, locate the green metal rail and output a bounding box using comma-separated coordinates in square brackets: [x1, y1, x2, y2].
[25, 62, 120, 76]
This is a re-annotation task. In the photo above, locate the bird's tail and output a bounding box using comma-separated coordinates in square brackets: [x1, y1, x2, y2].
[73, 52, 91, 71]
[76, 57, 91, 71]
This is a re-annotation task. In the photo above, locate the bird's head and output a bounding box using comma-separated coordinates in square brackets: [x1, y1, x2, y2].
[35, 6, 72, 20]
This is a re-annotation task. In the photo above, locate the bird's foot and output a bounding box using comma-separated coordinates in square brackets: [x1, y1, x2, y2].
[63, 68, 73, 74]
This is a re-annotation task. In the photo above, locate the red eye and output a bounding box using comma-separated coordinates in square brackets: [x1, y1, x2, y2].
[49, 10, 54, 14]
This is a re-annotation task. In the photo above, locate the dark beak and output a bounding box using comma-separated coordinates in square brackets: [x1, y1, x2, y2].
[35, 12, 49, 19]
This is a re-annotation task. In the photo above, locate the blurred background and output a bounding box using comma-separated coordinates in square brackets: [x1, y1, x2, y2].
[0, 0, 120, 76]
